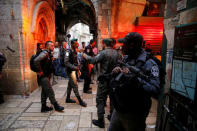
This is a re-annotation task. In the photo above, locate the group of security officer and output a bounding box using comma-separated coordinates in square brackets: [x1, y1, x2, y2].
[34, 40, 87, 113]
[34, 32, 160, 131]
[82, 32, 160, 131]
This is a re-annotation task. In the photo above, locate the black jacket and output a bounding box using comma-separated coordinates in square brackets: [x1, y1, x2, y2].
[64, 49, 78, 74]
[34, 50, 53, 77]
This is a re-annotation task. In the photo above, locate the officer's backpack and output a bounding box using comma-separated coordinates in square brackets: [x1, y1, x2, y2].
[30, 53, 40, 72]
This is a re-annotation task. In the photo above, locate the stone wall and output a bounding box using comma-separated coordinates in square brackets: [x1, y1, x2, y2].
[0, 0, 55, 95]
[95, 0, 146, 50]
[0, 0, 24, 94]
[164, 0, 197, 91]
[111, 0, 146, 38]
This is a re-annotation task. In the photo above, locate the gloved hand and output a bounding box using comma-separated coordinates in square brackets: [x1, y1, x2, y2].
[112, 66, 122, 74]
[122, 67, 130, 74]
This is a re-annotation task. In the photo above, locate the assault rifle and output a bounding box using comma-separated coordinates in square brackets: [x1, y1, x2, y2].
[98, 61, 149, 82]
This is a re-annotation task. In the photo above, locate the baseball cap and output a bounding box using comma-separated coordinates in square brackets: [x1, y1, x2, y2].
[118, 32, 143, 45]
[102, 38, 113, 46]
[70, 39, 78, 44]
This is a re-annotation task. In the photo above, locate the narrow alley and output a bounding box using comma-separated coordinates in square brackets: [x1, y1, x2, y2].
[0, 77, 157, 131]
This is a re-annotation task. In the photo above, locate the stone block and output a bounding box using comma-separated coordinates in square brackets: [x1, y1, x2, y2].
[101, 28, 109, 35]
[0, 107, 25, 113]
[49, 116, 64, 121]
[0, 4, 22, 20]
[63, 103, 82, 109]
[81, 106, 97, 113]
[0, 113, 20, 130]
[79, 112, 91, 127]
[59, 116, 79, 131]
[3, 101, 22, 108]
[17, 116, 48, 121]
[25, 107, 41, 113]
[30, 102, 41, 108]
[14, 128, 41, 131]
[98, 16, 102, 22]
[10, 120, 45, 129]
[102, 3, 110, 10]
[21, 113, 50, 117]
[0, 0, 21, 4]
[51, 109, 81, 116]
[78, 128, 104, 131]
[43, 120, 61, 131]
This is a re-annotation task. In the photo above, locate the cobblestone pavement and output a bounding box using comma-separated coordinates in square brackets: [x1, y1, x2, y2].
[0, 77, 157, 131]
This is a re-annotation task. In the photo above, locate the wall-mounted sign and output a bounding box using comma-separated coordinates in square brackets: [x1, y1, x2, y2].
[171, 22, 197, 101]
[177, 0, 187, 11]
[173, 22, 197, 62]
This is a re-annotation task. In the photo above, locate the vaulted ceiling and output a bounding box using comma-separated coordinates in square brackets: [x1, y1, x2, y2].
[56, 0, 97, 36]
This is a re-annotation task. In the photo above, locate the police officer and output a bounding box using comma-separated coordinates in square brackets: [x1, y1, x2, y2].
[82, 39, 119, 128]
[108, 32, 160, 131]
[81, 39, 94, 93]
[64, 39, 87, 107]
[34, 41, 64, 112]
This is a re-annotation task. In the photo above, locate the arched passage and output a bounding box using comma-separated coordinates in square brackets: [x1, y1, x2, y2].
[55, 0, 97, 42]
[28, 1, 55, 92]
[32, 1, 55, 44]
[37, 18, 48, 43]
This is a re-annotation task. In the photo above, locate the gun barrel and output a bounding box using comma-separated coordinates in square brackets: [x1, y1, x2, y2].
[115, 72, 123, 81]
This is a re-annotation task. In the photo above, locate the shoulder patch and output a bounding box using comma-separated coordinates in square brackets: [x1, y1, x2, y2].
[151, 66, 159, 77]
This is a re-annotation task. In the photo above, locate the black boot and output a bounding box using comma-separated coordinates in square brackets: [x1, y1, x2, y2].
[41, 104, 53, 112]
[53, 102, 64, 111]
[66, 98, 76, 103]
[92, 117, 105, 128]
[83, 90, 92, 94]
[79, 100, 87, 107]
[77, 96, 87, 107]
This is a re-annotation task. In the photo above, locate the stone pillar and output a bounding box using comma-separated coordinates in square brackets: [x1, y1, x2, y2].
[97, 0, 112, 50]
[95, 0, 146, 50]
[111, 0, 146, 38]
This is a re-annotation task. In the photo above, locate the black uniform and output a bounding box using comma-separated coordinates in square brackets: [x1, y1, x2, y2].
[34, 50, 57, 105]
[108, 49, 160, 131]
[64, 48, 86, 105]
[81, 45, 94, 92]
[85, 47, 119, 125]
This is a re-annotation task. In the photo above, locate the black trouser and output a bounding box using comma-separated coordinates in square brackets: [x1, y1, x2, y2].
[108, 109, 146, 131]
[67, 71, 83, 102]
[96, 81, 112, 119]
[83, 72, 91, 92]
[40, 76, 57, 105]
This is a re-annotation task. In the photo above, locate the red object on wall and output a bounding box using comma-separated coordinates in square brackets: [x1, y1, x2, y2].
[135, 17, 163, 54]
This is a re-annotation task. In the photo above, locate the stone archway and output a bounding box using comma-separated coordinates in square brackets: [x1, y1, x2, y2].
[55, 0, 97, 42]
[28, 1, 55, 92]
[37, 18, 48, 43]
[32, 1, 55, 44]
